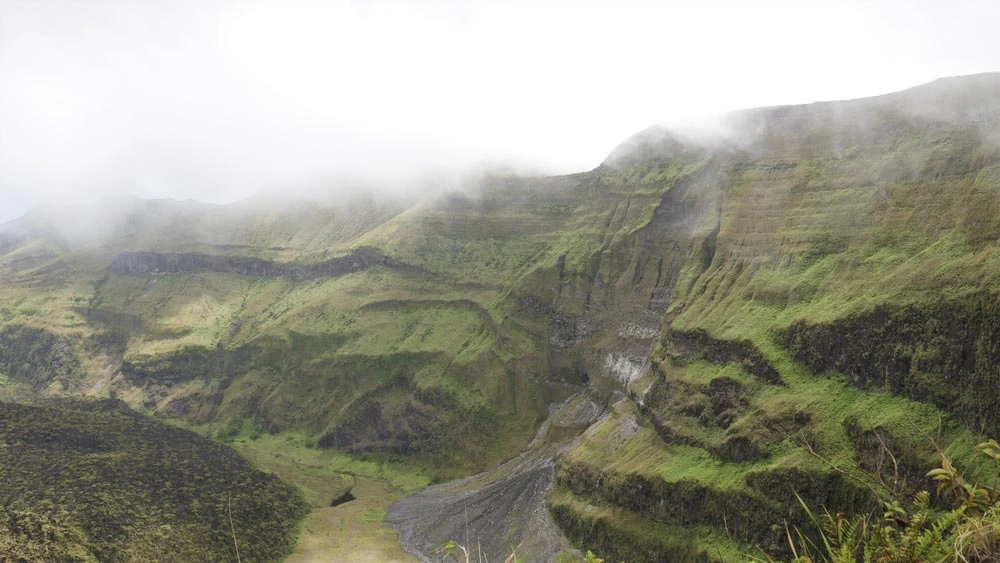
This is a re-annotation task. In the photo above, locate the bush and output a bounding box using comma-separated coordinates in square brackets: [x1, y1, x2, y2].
[770, 440, 1000, 562]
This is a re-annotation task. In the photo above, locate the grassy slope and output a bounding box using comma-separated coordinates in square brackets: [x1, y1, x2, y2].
[0, 398, 308, 563]
[227, 431, 427, 562]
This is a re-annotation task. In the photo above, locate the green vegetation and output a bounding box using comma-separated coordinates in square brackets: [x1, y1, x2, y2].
[0, 74, 999, 561]
[772, 440, 1000, 562]
[549, 486, 749, 562]
[550, 75, 1000, 561]
[0, 398, 308, 562]
[225, 431, 425, 563]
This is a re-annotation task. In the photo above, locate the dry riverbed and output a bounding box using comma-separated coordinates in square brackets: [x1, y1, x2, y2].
[388, 393, 605, 563]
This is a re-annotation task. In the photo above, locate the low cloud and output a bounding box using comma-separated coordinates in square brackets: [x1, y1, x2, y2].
[2, 0, 999, 222]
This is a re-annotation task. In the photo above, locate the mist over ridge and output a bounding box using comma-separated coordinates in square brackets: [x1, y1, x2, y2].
[4, 70, 999, 260]
[4, 0, 1000, 224]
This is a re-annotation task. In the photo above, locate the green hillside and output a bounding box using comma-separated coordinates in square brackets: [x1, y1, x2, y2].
[550, 73, 1000, 560]
[2, 73, 1000, 561]
[0, 398, 308, 562]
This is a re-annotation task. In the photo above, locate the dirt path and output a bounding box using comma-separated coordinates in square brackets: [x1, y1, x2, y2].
[286, 477, 416, 563]
[229, 436, 423, 563]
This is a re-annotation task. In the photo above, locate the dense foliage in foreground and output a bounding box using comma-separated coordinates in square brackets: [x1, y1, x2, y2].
[0, 398, 309, 562]
[776, 440, 1000, 563]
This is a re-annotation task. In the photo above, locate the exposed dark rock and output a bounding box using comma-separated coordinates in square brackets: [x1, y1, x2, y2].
[108, 247, 417, 280]
[549, 499, 715, 563]
[0, 325, 83, 392]
[119, 346, 221, 387]
[843, 416, 940, 500]
[743, 467, 874, 521]
[330, 489, 356, 507]
[662, 329, 783, 385]
[316, 373, 495, 458]
[712, 435, 763, 463]
[555, 454, 874, 561]
[780, 295, 1000, 436]
[555, 458, 785, 549]
[707, 376, 747, 429]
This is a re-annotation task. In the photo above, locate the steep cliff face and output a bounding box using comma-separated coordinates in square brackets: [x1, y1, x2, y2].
[780, 296, 1000, 437]
[547, 73, 1000, 560]
[0, 325, 83, 393]
[2, 74, 1000, 559]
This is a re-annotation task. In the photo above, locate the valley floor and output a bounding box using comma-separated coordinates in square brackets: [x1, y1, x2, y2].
[216, 393, 602, 563]
[212, 432, 426, 563]
[286, 477, 415, 563]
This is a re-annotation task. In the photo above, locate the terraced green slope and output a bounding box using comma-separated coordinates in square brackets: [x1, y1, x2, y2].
[2, 73, 1000, 560]
[550, 73, 1000, 560]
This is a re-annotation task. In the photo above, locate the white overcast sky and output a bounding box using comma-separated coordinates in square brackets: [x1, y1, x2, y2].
[1, 0, 999, 221]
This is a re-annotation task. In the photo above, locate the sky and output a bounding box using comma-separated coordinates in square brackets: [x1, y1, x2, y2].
[1, 0, 999, 222]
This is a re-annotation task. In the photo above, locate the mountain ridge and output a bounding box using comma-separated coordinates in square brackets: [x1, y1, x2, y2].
[2, 72, 1000, 561]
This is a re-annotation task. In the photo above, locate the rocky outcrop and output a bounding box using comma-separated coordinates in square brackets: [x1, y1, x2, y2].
[119, 345, 224, 387]
[315, 371, 493, 457]
[555, 459, 783, 548]
[780, 295, 1000, 435]
[842, 416, 938, 499]
[661, 329, 783, 385]
[108, 247, 416, 280]
[329, 489, 355, 507]
[0, 325, 83, 392]
[548, 498, 717, 563]
[554, 456, 873, 561]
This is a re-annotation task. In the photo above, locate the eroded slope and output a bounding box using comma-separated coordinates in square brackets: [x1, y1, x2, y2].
[548, 73, 1000, 560]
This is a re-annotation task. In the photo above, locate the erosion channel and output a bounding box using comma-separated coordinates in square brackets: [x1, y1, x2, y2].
[388, 393, 606, 562]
